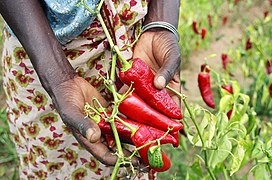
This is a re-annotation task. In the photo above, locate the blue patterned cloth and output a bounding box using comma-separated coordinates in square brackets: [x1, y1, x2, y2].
[8, 0, 99, 45]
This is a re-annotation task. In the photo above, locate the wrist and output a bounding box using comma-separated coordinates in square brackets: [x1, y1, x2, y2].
[144, 0, 180, 28]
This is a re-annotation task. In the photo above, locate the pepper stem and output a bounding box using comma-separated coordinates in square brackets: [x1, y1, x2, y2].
[166, 85, 216, 180]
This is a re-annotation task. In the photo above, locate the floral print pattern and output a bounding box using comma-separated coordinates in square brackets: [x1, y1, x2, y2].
[1, 0, 156, 179]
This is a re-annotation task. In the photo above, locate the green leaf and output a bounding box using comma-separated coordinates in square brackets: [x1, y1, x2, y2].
[219, 95, 233, 112]
[191, 159, 203, 176]
[253, 164, 270, 180]
[210, 136, 232, 168]
[261, 85, 269, 106]
[247, 110, 257, 135]
[205, 112, 217, 147]
[216, 113, 228, 134]
[231, 81, 241, 100]
[252, 139, 264, 158]
[230, 143, 245, 176]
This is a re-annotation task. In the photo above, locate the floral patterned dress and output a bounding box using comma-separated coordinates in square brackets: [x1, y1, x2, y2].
[1, 0, 156, 179]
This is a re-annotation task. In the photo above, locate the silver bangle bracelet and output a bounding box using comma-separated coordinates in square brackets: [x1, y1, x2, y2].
[142, 21, 180, 41]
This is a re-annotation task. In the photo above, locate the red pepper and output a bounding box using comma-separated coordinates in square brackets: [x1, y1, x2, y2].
[201, 64, 210, 73]
[221, 53, 228, 70]
[131, 126, 171, 171]
[264, 11, 269, 18]
[94, 114, 174, 171]
[201, 28, 207, 40]
[270, 84, 272, 97]
[221, 84, 233, 119]
[170, 131, 179, 147]
[119, 58, 182, 119]
[192, 20, 199, 34]
[208, 14, 212, 28]
[198, 65, 215, 108]
[266, 60, 272, 75]
[221, 84, 233, 94]
[234, 0, 240, 5]
[96, 113, 178, 146]
[245, 38, 252, 50]
[118, 92, 183, 133]
[105, 134, 115, 148]
[222, 16, 228, 26]
[227, 109, 233, 119]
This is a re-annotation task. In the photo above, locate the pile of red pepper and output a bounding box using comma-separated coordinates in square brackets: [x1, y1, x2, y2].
[88, 58, 183, 172]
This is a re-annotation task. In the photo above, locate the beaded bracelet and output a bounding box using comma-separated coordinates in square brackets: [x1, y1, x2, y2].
[142, 21, 180, 41]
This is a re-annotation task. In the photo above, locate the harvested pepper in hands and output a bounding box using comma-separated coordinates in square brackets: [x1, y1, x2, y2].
[94, 113, 178, 147]
[118, 92, 183, 133]
[119, 58, 182, 119]
[198, 64, 216, 108]
[131, 126, 171, 171]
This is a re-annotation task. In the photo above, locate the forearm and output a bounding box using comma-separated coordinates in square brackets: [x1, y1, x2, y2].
[0, 0, 76, 95]
[144, 0, 180, 28]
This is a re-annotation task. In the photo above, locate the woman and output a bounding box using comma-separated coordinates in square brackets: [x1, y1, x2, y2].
[0, 0, 181, 179]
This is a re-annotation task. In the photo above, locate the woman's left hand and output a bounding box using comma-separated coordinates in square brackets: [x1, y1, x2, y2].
[133, 30, 181, 106]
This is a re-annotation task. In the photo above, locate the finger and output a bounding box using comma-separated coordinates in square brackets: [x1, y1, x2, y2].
[72, 129, 118, 166]
[154, 38, 181, 89]
[61, 107, 101, 143]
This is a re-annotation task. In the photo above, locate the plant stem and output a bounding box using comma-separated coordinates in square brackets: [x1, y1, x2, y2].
[166, 85, 216, 180]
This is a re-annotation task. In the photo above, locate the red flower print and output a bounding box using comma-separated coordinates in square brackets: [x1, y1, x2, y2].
[28, 91, 48, 111]
[13, 47, 29, 63]
[64, 49, 84, 61]
[14, 98, 32, 115]
[34, 170, 47, 179]
[45, 162, 64, 172]
[14, 70, 34, 88]
[25, 123, 40, 138]
[72, 168, 87, 180]
[44, 136, 63, 150]
[58, 148, 78, 165]
[33, 145, 47, 158]
[40, 113, 58, 128]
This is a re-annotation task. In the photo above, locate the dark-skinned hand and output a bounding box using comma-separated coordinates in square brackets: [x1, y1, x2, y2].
[133, 30, 181, 107]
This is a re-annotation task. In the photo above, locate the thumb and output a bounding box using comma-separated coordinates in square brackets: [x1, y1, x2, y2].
[154, 50, 181, 89]
[61, 107, 101, 143]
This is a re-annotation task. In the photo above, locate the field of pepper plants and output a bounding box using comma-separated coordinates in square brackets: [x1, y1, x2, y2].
[0, 0, 271, 179]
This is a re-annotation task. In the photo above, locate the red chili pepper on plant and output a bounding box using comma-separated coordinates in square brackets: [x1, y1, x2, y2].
[221, 53, 228, 70]
[221, 84, 233, 94]
[269, 84, 272, 97]
[192, 20, 199, 34]
[221, 84, 234, 119]
[245, 38, 252, 50]
[198, 64, 216, 108]
[222, 16, 228, 26]
[264, 11, 269, 18]
[201, 28, 207, 40]
[266, 60, 272, 75]
[119, 58, 182, 119]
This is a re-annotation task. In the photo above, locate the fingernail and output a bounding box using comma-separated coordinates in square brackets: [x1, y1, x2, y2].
[157, 76, 166, 88]
[86, 128, 99, 143]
